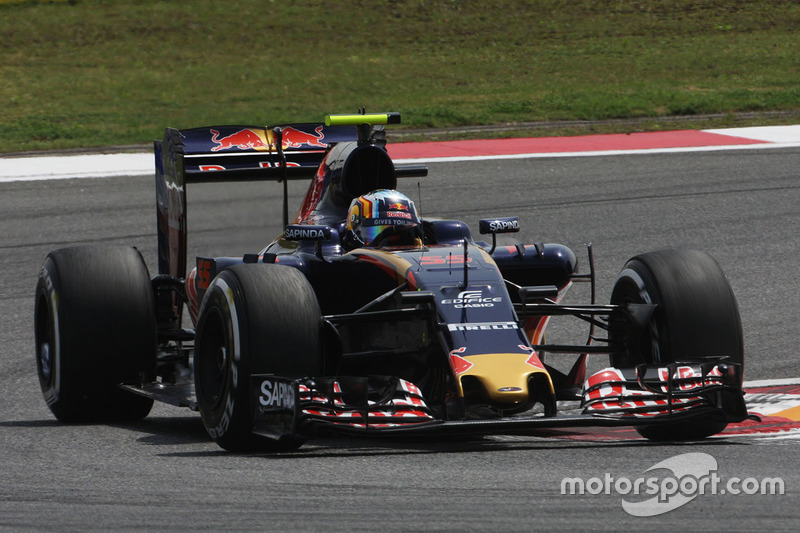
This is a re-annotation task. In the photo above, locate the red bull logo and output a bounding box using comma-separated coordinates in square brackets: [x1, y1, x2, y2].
[449, 347, 473, 376]
[210, 128, 270, 152]
[281, 125, 327, 149]
[388, 202, 409, 211]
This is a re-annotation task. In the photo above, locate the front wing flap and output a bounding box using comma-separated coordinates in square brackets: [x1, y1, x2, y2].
[251, 375, 438, 440]
[581, 361, 749, 421]
[250, 361, 751, 441]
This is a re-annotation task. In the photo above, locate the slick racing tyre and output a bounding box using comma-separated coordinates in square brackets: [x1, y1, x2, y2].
[34, 246, 156, 422]
[609, 249, 744, 441]
[194, 264, 322, 452]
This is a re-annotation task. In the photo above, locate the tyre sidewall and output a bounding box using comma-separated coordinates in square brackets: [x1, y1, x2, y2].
[34, 246, 156, 421]
[610, 260, 663, 368]
[194, 273, 250, 445]
[35, 256, 68, 409]
[194, 264, 322, 451]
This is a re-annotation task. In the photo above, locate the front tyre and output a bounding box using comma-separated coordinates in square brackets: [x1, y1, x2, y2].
[34, 246, 156, 422]
[609, 249, 744, 441]
[194, 264, 322, 452]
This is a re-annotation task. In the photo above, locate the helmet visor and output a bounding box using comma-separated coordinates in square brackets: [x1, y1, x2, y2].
[360, 218, 418, 246]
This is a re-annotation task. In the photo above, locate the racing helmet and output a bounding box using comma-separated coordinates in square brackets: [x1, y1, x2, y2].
[345, 189, 423, 248]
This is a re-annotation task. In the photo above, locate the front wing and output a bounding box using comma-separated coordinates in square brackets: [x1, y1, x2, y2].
[251, 361, 753, 441]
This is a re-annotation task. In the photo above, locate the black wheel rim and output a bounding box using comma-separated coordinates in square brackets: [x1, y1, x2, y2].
[35, 293, 54, 386]
[612, 270, 662, 366]
[196, 308, 230, 409]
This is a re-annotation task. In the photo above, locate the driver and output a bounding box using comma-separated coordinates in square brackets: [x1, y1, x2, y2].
[343, 189, 423, 249]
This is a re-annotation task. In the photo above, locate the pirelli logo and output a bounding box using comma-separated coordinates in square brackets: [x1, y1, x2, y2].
[447, 322, 518, 332]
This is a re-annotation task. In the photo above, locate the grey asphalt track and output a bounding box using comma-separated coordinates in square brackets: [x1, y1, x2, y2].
[1, 147, 797, 530]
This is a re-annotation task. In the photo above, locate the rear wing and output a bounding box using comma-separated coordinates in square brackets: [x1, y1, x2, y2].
[157, 112, 404, 183]
[162, 123, 359, 182]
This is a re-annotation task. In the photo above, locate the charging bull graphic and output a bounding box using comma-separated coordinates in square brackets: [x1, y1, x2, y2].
[210, 128, 269, 152]
[210, 126, 328, 152]
[281, 125, 327, 149]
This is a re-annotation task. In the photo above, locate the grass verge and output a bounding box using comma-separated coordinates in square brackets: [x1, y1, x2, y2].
[1, 0, 799, 152]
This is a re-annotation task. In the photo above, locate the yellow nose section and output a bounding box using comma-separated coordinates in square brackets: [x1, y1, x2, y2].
[456, 353, 554, 404]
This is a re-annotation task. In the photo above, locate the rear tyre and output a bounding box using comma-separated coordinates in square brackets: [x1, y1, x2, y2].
[34, 246, 156, 422]
[194, 264, 322, 452]
[609, 249, 743, 441]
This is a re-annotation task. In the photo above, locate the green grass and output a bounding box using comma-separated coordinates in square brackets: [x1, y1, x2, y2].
[2, 0, 800, 152]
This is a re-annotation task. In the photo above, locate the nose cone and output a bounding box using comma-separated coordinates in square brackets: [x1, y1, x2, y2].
[456, 353, 553, 405]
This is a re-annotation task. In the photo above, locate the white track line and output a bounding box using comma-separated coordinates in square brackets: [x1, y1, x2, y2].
[705, 124, 800, 143]
[743, 377, 800, 388]
[0, 153, 152, 183]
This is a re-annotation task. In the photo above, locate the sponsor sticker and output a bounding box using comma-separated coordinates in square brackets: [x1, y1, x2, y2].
[258, 378, 296, 411]
[281, 125, 327, 149]
[284, 225, 331, 241]
[441, 289, 502, 308]
[479, 217, 520, 234]
[447, 321, 517, 332]
[449, 347, 473, 375]
[210, 128, 270, 152]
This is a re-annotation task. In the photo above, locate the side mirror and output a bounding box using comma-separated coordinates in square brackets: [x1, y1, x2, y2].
[284, 225, 333, 261]
[478, 217, 520, 254]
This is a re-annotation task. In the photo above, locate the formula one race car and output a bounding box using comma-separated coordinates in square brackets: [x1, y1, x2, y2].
[34, 112, 753, 451]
